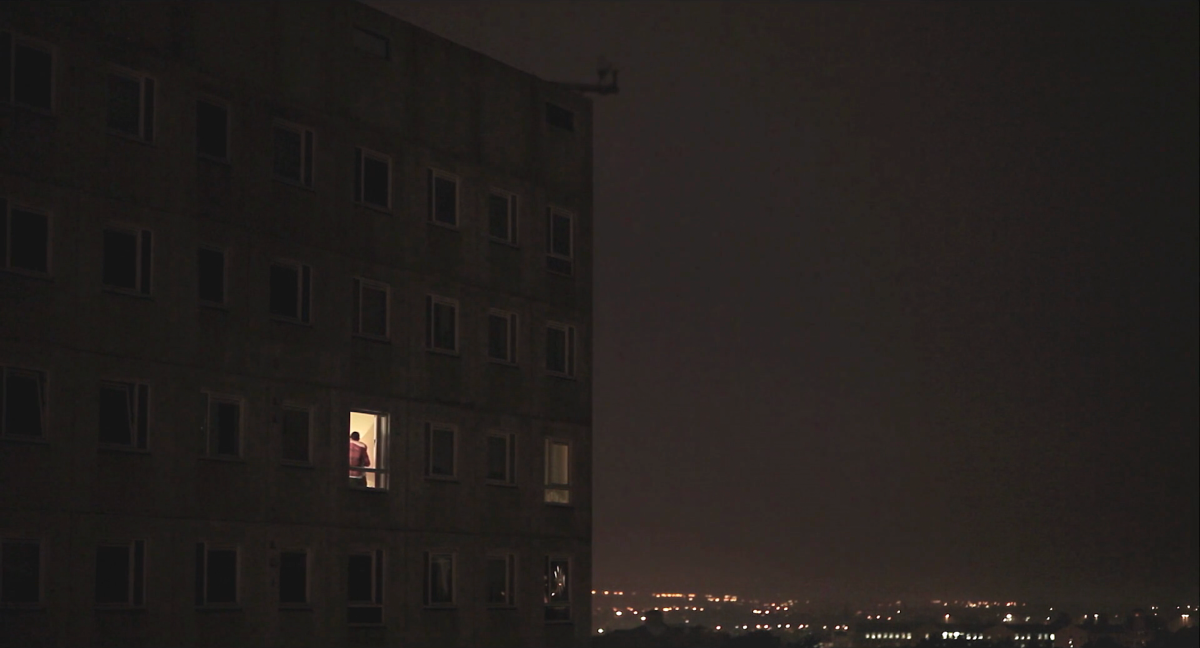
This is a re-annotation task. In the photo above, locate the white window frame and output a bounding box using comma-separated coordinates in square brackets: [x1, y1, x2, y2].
[425, 295, 459, 354]
[355, 147, 391, 210]
[423, 551, 456, 607]
[347, 409, 388, 491]
[353, 278, 390, 341]
[3, 31, 55, 112]
[106, 66, 155, 142]
[487, 309, 519, 364]
[428, 169, 460, 228]
[101, 225, 152, 296]
[0, 537, 42, 607]
[546, 207, 574, 275]
[279, 403, 312, 466]
[268, 258, 312, 324]
[277, 548, 310, 607]
[485, 432, 516, 486]
[97, 379, 149, 451]
[347, 548, 384, 624]
[196, 245, 226, 306]
[272, 120, 315, 187]
[94, 540, 145, 608]
[544, 555, 572, 622]
[424, 422, 457, 480]
[545, 321, 577, 378]
[487, 189, 519, 245]
[195, 96, 231, 162]
[201, 392, 243, 459]
[1, 365, 47, 440]
[2, 199, 52, 276]
[485, 552, 516, 608]
[544, 438, 571, 505]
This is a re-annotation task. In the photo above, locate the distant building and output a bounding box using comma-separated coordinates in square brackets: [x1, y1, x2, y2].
[0, 1, 592, 646]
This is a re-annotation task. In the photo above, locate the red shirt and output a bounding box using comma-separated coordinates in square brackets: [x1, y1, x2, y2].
[349, 440, 370, 477]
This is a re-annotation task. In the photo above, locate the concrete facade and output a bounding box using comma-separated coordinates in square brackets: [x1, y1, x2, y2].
[0, 2, 592, 646]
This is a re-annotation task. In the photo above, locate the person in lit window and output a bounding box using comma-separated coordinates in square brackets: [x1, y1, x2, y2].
[349, 431, 371, 486]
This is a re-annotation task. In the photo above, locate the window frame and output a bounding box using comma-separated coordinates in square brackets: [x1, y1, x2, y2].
[268, 258, 313, 325]
[0, 537, 42, 607]
[196, 245, 227, 307]
[97, 379, 149, 451]
[423, 550, 456, 607]
[200, 392, 243, 460]
[351, 27, 390, 60]
[272, 120, 315, 188]
[2, 31, 55, 113]
[427, 168, 460, 228]
[544, 438, 571, 506]
[101, 225, 153, 296]
[0, 365, 48, 440]
[94, 540, 145, 609]
[195, 542, 239, 607]
[424, 422, 457, 480]
[543, 555, 572, 622]
[487, 309, 519, 365]
[195, 96, 231, 162]
[352, 277, 390, 341]
[545, 207, 574, 276]
[485, 432, 517, 487]
[279, 403, 313, 466]
[347, 409, 389, 491]
[105, 66, 155, 143]
[346, 548, 384, 625]
[544, 321, 577, 378]
[424, 295, 459, 354]
[545, 102, 575, 132]
[487, 189, 519, 245]
[486, 552, 517, 608]
[1, 198, 52, 276]
[354, 146, 392, 211]
[278, 548, 310, 607]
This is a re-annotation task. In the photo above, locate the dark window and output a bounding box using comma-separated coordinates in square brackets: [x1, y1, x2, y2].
[546, 323, 576, 377]
[486, 554, 515, 606]
[353, 279, 389, 339]
[98, 381, 148, 449]
[195, 544, 237, 605]
[2, 199, 50, 274]
[488, 311, 518, 363]
[95, 541, 144, 606]
[0, 539, 40, 604]
[102, 228, 152, 294]
[273, 124, 314, 187]
[544, 557, 570, 621]
[546, 209, 573, 275]
[269, 261, 311, 323]
[196, 99, 229, 160]
[354, 148, 390, 209]
[107, 72, 154, 141]
[279, 551, 307, 604]
[352, 27, 389, 59]
[281, 407, 310, 463]
[429, 171, 458, 226]
[486, 433, 516, 484]
[488, 192, 517, 243]
[425, 424, 455, 478]
[425, 296, 457, 352]
[347, 550, 383, 624]
[203, 394, 240, 458]
[424, 552, 454, 606]
[1, 367, 46, 438]
[196, 247, 225, 304]
[545, 103, 574, 132]
[2, 33, 53, 111]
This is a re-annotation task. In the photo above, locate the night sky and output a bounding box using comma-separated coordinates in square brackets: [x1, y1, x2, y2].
[367, 1, 1199, 606]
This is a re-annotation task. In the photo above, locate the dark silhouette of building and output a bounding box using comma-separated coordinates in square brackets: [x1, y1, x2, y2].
[0, 1, 592, 646]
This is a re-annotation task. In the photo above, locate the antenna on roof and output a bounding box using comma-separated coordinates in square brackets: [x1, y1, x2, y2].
[551, 56, 620, 95]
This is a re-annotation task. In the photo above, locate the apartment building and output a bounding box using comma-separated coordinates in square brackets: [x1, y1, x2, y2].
[0, 2, 592, 646]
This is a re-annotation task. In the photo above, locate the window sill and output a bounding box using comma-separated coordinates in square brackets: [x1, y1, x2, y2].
[424, 475, 459, 483]
[196, 604, 242, 612]
[487, 604, 518, 610]
[0, 435, 49, 445]
[98, 445, 150, 455]
[102, 287, 154, 300]
[352, 333, 391, 344]
[348, 484, 389, 493]
[543, 501, 574, 508]
[545, 371, 578, 381]
[279, 604, 313, 611]
[485, 480, 518, 488]
[199, 455, 246, 464]
[488, 358, 519, 367]
[488, 237, 519, 248]
[354, 201, 392, 215]
[428, 219, 460, 232]
[272, 176, 315, 191]
[197, 154, 231, 166]
[270, 315, 313, 327]
[426, 347, 460, 357]
[0, 267, 53, 281]
[108, 129, 153, 146]
[198, 300, 229, 311]
[95, 605, 147, 613]
[423, 604, 457, 610]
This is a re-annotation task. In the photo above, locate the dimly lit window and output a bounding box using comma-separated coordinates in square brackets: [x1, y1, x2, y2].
[348, 410, 388, 490]
[545, 322, 576, 377]
[201, 393, 241, 458]
[280, 406, 310, 464]
[425, 423, 455, 479]
[98, 381, 148, 449]
[269, 260, 312, 323]
[488, 190, 518, 243]
[352, 27, 389, 59]
[347, 550, 383, 624]
[486, 553, 516, 607]
[353, 278, 389, 339]
[486, 433, 516, 485]
[107, 71, 154, 141]
[1, 367, 46, 438]
[1, 198, 49, 274]
[544, 439, 570, 504]
[0, 539, 40, 604]
[488, 310, 518, 364]
[196, 247, 225, 304]
[428, 170, 458, 227]
[279, 550, 307, 605]
[545, 102, 574, 132]
[1, 32, 53, 111]
[354, 147, 390, 209]
[102, 227, 152, 295]
[195, 543, 237, 606]
[95, 541, 145, 607]
[273, 122, 314, 187]
[196, 99, 229, 160]
[424, 295, 458, 353]
[424, 552, 454, 606]
[544, 556, 570, 621]
[546, 208, 573, 275]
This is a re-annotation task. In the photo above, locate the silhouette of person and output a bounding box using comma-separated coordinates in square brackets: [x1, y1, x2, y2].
[349, 431, 371, 487]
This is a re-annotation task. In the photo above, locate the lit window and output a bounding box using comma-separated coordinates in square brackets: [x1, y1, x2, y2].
[107, 70, 154, 141]
[352, 27, 389, 59]
[348, 410, 388, 489]
[1, 538, 41, 605]
[98, 381, 148, 449]
[279, 550, 308, 605]
[196, 99, 229, 160]
[1, 366, 46, 438]
[273, 122, 314, 187]
[194, 543, 238, 606]
[102, 227, 152, 295]
[269, 260, 312, 323]
[488, 310, 518, 364]
[280, 406, 311, 464]
[486, 432, 516, 485]
[353, 278, 389, 339]
[488, 190, 518, 243]
[354, 147, 390, 209]
[486, 553, 515, 607]
[428, 169, 459, 227]
[545, 208, 573, 275]
[2, 199, 50, 274]
[425, 295, 458, 353]
[95, 541, 145, 607]
[544, 439, 570, 504]
[196, 247, 225, 305]
[425, 423, 456, 479]
[347, 550, 383, 624]
[1, 31, 53, 111]
[424, 552, 454, 606]
[545, 322, 576, 377]
[544, 556, 570, 621]
[201, 393, 241, 458]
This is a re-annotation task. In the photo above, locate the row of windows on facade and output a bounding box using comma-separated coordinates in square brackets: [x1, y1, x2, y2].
[0, 369, 573, 503]
[0, 539, 573, 622]
[1, 207, 578, 376]
[2, 29, 578, 275]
